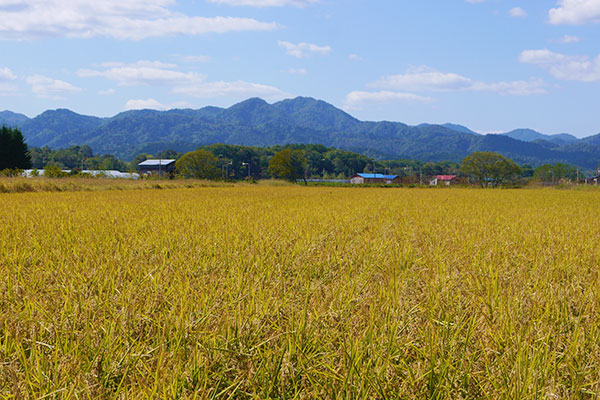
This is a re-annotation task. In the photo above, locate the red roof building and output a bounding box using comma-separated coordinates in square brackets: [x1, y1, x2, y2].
[430, 175, 457, 186]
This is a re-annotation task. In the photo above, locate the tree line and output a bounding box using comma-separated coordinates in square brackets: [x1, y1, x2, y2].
[0, 126, 593, 185]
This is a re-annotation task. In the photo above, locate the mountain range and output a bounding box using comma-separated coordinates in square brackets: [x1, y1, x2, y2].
[1, 97, 599, 169]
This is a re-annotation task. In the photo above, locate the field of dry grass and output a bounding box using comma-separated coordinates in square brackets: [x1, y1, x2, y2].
[2, 186, 600, 398]
[0, 177, 242, 193]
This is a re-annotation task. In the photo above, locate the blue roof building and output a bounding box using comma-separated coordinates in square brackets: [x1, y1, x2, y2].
[350, 173, 401, 184]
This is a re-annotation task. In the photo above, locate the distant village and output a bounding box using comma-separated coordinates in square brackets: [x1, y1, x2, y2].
[3, 126, 598, 187]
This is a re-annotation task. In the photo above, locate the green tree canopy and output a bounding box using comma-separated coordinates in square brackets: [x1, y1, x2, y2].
[461, 152, 521, 187]
[268, 149, 307, 183]
[533, 163, 578, 183]
[0, 126, 31, 170]
[176, 150, 220, 179]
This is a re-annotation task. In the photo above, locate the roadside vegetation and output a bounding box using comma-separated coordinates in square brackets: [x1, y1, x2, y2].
[0, 177, 235, 193]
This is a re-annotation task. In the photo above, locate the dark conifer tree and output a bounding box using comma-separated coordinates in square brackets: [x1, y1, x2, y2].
[0, 126, 32, 169]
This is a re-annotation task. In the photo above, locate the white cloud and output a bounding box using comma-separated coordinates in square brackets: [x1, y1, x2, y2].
[26, 75, 81, 98]
[348, 54, 363, 61]
[207, 0, 318, 7]
[519, 49, 570, 64]
[559, 34, 581, 43]
[278, 40, 331, 58]
[124, 98, 192, 110]
[370, 66, 546, 95]
[470, 79, 547, 95]
[173, 80, 286, 100]
[510, 7, 527, 17]
[285, 68, 307, 75]
[372, 67, 473, 92]
[549, 0, 600, 24]
[125, 98, 168, 110]
[0, 67, 17, 81]
[81, 59, 286, 100]
[0, 83, 19, 95]
[520, 49, 600, 82]
[344, 91, 434, 109]
[0, 0, 278, 40]
[78, 61, 204, 86]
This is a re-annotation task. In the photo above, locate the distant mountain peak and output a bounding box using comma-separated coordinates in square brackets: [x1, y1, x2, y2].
[229, 97, 269, 109]
[0, 110, 30, 127]
[417, 123, 479, 136]
[501, 128, 578, 145]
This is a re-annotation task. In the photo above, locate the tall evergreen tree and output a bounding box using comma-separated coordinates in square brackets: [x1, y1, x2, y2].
[0, 126, 32, 170]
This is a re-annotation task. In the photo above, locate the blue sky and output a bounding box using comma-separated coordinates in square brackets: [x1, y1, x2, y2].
[0, 0, 599, 136]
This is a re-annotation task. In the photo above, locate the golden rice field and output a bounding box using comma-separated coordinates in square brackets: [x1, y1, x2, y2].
[2, 185, 600, 399]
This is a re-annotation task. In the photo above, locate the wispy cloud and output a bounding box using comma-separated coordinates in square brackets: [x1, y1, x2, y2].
[78, 61, 204, 86]
[182, 55, 212, 63]
[0, 83, 19, 95]
[0, 68, 18, 95]
[559, 34, 581, 43]
[520, 49, 600, 82]
[98, 88, 116, 95]
[278, 41, 331, 58]
[510, 7, 527, 18]
[549, 0, 600, 24]
[26, 74, 81, 99]
[348, 54, 363, 61]
[124, 98, 192, 111]
[173, 80, 286, 100]
[344, 91, 434, 109]
[207, 0, 319, 7]
[370, 66, 547, 95]
[79, 59, 287, 100]
[285, 68, 307, 75]
[0, 67, 17, 81]
[0, 0, 278, 40]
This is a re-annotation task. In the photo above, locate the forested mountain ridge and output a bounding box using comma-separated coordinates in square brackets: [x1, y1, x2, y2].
[1, 97, 598, 168]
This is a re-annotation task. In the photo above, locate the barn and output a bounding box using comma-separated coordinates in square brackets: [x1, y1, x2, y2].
[138, 159, 176, 177]
[350, 173, 401, 184]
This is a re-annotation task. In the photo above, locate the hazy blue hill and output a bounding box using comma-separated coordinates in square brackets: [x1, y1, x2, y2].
[580, 133, 600, 146]
[501, 128, 578, 145]
[274, 97, 360, 131]
[82, 109, 207, 156]
[12, 96, 600, 168]
[501, 128, 544, 142]
[0, 110, 30, 126]
[469, 134, 597, 167]
[531, 139, 560, 149]
[418, 123, 479, 136]
[442, 123, 479, 135]
[189, 106, 225, 122]
[22, 109, 104, 148]
[217, 97, 284, 126]
[551, 133, 579, 144]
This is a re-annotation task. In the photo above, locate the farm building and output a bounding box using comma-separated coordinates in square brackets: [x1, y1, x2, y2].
[430, 175, 457, 186]
[138, 159, 176, 177]
[350, 173, 401, 184]
[585, 174, 600, 185]
[22, 169, 139, 179]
